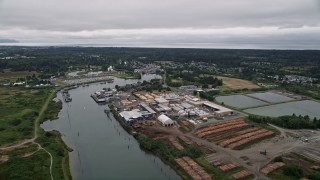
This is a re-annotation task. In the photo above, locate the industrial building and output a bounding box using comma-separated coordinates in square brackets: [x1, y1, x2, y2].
[139, 102, 156, 117]
[179, 85, 197, 92]
[184, 95, 203, 106]
[123, 91, 234, 126]
[155, 97, 169, 105]
[158, 114, 175, 127]
[202, 101, 233, 116]
[119, 109, 154, 125]
[91, 89, 116, 103]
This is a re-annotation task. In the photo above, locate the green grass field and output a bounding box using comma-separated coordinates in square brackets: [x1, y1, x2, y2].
[0, 69, 38, 81]
[0, 86, 71, 180]
[0, 87, 48, 146]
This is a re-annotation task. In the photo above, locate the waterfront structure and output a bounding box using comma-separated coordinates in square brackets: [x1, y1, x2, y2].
[119, 109, 153, 125]
[62, 90, 72, 102]
[179, 85, 197, 92]
[91, 89, 116, 103]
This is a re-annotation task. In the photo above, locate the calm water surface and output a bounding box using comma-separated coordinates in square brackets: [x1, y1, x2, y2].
[41, 74, 181, 180]
[216, 95, 268, 109]
[246, 92, 294, 103]
[245, 100, 320, 119]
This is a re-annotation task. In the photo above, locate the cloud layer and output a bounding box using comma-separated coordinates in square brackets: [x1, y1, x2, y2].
[0, 0, 319, 49]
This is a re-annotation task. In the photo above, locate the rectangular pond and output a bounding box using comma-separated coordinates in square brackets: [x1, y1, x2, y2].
[246, 92, 294, 103]
[215, 95, 268, 109]
[244, 100, 320, 119]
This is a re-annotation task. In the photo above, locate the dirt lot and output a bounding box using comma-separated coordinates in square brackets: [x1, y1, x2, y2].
[171, 79, 183, 83]
[136, 119, 320, 179]
[182, 120, 320, 179]
[217, 76, 260, 89]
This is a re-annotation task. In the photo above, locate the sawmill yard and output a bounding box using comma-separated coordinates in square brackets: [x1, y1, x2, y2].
[192, 120, 320, 179]
[194, 119, 275, 150]
[129, 112, 320, 179]
[112, 88, 320, 180]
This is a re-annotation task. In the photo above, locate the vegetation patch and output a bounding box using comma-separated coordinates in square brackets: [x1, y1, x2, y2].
[0, 69, 38, 81]
[0, 149, 51, 180]
[113, 72, 141, 79]
[194, 156, 242, 180]
[269, 153, 320, 180]
[0, 87, 49, 146]
[0, 86, 71, 180]
[36, 130, 72, 180]
[136, 134, 204, 179]
[249, 114, 320, 129]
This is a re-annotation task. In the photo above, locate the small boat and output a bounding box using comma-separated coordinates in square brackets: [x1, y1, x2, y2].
[106, 78, 114, 83]
[104, 106, 111, 113]
[62, 90, 72, 102]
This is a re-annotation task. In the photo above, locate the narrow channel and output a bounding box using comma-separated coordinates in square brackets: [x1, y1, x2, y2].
[41, 74, 181, 180]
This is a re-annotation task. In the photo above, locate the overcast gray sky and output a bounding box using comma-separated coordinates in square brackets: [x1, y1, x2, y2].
[0, 0, 319, 49]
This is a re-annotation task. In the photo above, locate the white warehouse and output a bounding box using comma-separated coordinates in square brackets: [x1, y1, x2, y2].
[157, 114, 174, 127]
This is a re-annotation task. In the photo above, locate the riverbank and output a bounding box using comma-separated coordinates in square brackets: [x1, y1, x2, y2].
[37, 130, 73, 180]
[108, 103, 201, 180]
[113, 73, 141, 79]
[0, 87, 72, 179]
[41, 74, 179, 180]
[37, 90, 73, 180]
[42, 89, 73, 180]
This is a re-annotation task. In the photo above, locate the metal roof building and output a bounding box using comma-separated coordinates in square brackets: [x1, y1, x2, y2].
[157, 114, 174, 127]
[140, 102, 156, 114]
[155, 97, 169, 104]
[202, 101, 233, 116]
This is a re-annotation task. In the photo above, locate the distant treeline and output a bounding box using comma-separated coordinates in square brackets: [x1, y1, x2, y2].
[249, 114, 320, 129]
[279, 83, 320, 100]
[1, 47, 320, 74]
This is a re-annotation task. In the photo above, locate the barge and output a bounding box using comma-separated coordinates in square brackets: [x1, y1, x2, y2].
[90, 88, 116, 103]
[62, 90, 72, 102]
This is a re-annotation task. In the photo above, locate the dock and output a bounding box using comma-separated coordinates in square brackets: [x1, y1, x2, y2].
[62, 90, 72, 102]
[90, 88, 116, 103]
[90, 94, 108, 103]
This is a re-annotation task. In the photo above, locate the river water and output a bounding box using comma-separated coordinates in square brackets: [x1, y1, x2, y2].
[41, 74, 180, 180]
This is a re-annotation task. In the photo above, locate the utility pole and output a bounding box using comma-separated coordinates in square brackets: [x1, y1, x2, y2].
[163, 65, 167, 88]
[25, 76, 28, 87]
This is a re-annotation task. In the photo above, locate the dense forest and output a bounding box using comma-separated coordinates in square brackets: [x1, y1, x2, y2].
[1, 47, 320, 75]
